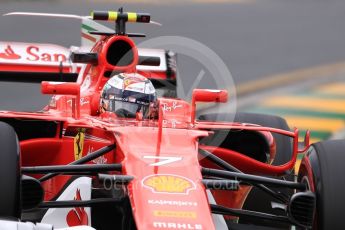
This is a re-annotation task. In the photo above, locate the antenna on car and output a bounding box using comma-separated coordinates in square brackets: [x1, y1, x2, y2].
[116, 7, 126, 35]
[90, 7, 160, 37]
[4, 9, 161, 38]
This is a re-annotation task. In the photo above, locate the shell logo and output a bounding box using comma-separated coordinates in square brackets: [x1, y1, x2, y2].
[142, 174, 196, 195]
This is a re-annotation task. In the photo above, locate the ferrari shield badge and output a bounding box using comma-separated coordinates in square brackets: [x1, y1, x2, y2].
[142, 174, 196, 195]
[74, 129, 86, 161]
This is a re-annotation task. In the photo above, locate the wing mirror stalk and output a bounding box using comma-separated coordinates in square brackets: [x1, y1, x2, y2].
[41, 82, 81, 119]
[191, 89, 228, 125]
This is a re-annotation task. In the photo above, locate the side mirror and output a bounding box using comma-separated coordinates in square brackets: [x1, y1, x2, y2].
[192, 89, 228, 103]
[191, 89, 228, 124]
[41, 81, 80, 119]
[41, 81, 80, 95]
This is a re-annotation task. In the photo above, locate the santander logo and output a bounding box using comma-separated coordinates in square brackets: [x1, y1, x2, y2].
[66, 189, 89, 227]
[0, 42, 69, 65]
[0, 45, 21, 59]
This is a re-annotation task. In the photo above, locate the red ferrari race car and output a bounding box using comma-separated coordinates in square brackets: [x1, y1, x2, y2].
[0, 9, 344, 230]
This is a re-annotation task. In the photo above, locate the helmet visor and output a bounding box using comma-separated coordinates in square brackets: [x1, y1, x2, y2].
[102, 99, 150, 118]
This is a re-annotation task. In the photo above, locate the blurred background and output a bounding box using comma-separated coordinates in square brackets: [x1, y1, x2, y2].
[1, 0, 345, 143]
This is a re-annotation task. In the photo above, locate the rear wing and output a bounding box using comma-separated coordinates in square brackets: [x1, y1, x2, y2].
[0, 11, 176, 84]
[0, 41, 78, 82]
[0, 41, 176, 83]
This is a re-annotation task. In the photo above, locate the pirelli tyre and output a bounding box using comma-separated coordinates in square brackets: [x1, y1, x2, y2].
[0, 122, 21, 219]
[199, 113, 293, 227]
[298, 140, 345, 229]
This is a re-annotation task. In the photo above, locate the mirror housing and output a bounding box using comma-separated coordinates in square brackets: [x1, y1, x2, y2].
[41, 82, 80, 95]
[192, 89, 228, 103]
[41, 81, 80, 119]
[191, 89, 228, 124]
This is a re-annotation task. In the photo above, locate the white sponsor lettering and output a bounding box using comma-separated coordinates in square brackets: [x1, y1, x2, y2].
[143, 156, 182, 166]
[168, 223, 177, 228]
[148, 199, 197, 207]
[163, 119, 181, 128]
[153, 222, 202, 229]
[162, 101, 182, 112]
[67, 98, 90, 107]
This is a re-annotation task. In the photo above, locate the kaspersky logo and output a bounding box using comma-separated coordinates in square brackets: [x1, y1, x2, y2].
[0, 45, 21, 59]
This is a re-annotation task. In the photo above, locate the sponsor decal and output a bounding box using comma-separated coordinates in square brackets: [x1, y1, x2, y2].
[66, 189, 89, 226]
[87, 146, 107, 164]
[154, 210, 197, 219]
[162, 101, 182, 112]
[122, 75, 150, 93]
[67, 98, 90, 107]
[153, 222, 202, 229]
[0, 45, 21, 59]
[80, 98, 89, 106]
[0, 42, 69, 65]
[126, 85, 145, 93]
[26, 45, 67, 62]
[142, 174, 196, 195]
[41, 177, 91, 228]
[163, 119, 181, 129]
[108, 76, 122, 88]
[143, 156, 182, 166]
[74, 129, 85, 161]
[148, 200, 198, 207]
[124, 77, 142, 88]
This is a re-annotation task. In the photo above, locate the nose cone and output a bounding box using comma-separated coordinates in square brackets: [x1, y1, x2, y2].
[115, 126, 216, 230]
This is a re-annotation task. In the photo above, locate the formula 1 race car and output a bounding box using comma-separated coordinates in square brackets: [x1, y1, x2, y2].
[0, 8, 344, 230]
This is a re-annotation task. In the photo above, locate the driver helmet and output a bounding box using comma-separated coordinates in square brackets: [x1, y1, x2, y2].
[100, 73, 157, 118]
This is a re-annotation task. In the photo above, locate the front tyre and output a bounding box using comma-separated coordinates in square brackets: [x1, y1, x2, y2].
[298, 140, 345, 229]
[0, 122, 21, 219]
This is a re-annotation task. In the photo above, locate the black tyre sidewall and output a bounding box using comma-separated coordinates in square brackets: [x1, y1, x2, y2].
[0, 122, 21, 218]
[300, 140, 345, 229]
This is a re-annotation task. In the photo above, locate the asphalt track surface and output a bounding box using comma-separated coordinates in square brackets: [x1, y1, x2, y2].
[1, 0, 345, 111]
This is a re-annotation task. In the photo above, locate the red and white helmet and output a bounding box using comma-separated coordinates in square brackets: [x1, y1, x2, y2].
[100, 73, 157, 118]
